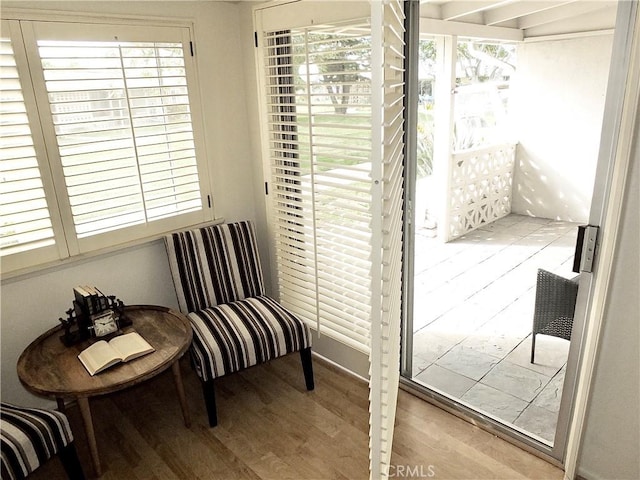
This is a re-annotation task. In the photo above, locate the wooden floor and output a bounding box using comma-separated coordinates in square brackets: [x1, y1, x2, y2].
[33, 354, 563, 479]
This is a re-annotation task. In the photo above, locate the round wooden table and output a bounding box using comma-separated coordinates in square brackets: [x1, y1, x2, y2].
[17, 305, 192, 477]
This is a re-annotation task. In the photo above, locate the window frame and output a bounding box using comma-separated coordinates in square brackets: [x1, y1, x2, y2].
[1, 14, 213, 275]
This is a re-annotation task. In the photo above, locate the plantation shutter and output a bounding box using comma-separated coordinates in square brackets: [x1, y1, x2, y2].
[368, 2, 405, 479]
[25, 22, 205, 249]
[262, 20, 374, 352]
[258, 3, 405, 478]
[0, 20, 64, 267]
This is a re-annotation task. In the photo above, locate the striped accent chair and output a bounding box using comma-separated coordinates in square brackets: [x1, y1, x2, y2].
[1, 403, 84, 480]
[165, 221, 314, 427]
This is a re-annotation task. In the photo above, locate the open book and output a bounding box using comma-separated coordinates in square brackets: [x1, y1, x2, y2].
[78, 332, 155, 376]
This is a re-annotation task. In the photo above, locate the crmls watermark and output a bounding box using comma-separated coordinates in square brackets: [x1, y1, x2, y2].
[386, 464, 436, 478]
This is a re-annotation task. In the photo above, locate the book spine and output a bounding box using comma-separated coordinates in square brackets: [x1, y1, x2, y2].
[85, 286, 100, 314]
[73, 286, 92, 315]
[95, 287, 109, 311]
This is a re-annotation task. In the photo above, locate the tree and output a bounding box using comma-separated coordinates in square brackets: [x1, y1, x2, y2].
[456, 41, 516, 84]
[300, 33, 371, 115]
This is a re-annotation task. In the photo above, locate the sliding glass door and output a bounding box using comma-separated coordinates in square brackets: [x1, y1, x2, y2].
[401, 11, 623, 460]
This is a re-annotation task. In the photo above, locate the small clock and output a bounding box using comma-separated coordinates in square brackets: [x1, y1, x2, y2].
[90, 310, 119, 338]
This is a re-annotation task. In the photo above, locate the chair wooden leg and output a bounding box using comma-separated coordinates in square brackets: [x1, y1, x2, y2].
[202, 379, 218, 427]
[58, 443, 85, 480]
[300, 347, 315, 391]
[530, 333, 536, 364]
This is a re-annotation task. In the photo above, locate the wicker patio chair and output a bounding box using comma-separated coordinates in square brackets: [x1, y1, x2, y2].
[530, 268, 580, 364]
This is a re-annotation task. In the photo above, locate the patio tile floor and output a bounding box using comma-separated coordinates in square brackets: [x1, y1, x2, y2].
[411, 213, 577, 444]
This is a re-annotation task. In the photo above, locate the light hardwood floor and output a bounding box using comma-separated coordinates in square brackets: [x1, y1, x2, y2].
[32, 354, 563, 479]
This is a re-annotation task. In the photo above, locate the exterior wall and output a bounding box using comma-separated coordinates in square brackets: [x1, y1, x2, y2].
[510, 35, 613, 222]
[577, 100, 640, 480]
[0, 1, 258, 406]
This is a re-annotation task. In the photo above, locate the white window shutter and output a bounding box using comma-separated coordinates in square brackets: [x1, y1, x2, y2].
[258, 3, 405, 478]
[369, 1, 405, 479]
[0, 20, 66, 269]
[1, 19, 210, 272]
[36, 37, 201, 238]
[262, 21, 374, 353]
[0, 33, 53, 253]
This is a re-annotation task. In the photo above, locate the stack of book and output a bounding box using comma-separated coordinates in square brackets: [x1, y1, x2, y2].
[73, 286, 108, 316]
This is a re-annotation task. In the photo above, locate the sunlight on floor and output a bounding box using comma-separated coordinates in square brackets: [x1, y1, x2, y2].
[411, 213, 578, 444]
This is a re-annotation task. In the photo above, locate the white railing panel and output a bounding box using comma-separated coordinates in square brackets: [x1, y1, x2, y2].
[447, 143, 516, 240]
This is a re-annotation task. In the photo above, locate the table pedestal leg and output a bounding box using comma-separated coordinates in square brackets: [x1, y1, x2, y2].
[172, 359, 191, 428]
[56, 397, 66, 412]
[77, 396, 101, 477]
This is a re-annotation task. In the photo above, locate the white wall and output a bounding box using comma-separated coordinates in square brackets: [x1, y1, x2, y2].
[238, 1, 272, 293]
[577, 98, 640, 480]
[510, 35, 613, 222]
[0, 1, 260, 406]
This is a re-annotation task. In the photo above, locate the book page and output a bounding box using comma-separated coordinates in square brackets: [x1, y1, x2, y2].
[108, 332, 155, 362]
[78, 341, 122, 376]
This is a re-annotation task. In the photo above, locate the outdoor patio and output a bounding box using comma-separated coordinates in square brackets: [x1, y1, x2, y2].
[411, 213, 578, 444]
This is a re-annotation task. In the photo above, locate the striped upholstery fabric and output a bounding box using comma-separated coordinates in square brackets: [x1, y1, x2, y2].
[1, 403, 73, 480]
[165, 221, 265, 312]
[165, 221, 311, 381]
[190, 296, 311, 381]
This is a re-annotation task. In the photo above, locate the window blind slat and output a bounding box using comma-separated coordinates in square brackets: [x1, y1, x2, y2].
[318, 307, 371, 336]
[0, 197, 48, 216]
